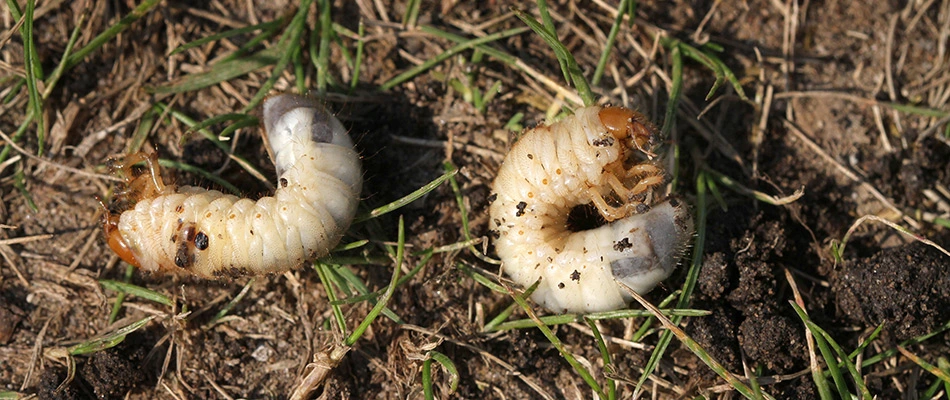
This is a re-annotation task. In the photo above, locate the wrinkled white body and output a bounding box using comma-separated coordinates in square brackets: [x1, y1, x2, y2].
[117, 95, 361, 277]
[489, 106, 692, 313]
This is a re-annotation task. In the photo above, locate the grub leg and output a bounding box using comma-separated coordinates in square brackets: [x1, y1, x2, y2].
[108, 152, 168, 198]
[588, 187, 638, 222]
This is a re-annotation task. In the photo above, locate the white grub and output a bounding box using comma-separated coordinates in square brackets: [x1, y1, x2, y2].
[489, 105, 693, 313]
[103, 94, 362, 278]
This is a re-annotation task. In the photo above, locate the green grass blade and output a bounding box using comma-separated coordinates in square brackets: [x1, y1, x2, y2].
[100, 280, 173, 306]
[513, 9, 595, 106]
[108, 265, 136, 324]
[151, 46, 281, 94]
[357, 165, 457, 221]
[630, 291, 680, 342]
[507, 283, 605, 399]
[380, 27, 528, 91]
[422, 356, 435, 400]
[2, 78, 24, 103]
[331, 24, 355, 71]
[294, 45, 306, 94]
[421, 26, 521, 66]
[125, 104, 158, 154]
[456, 261, 507, 294]
[154, 103, 270, 186]
[592, 0, 635, 86]
[940, 358, 950, 396]
[887, 101, 950, 118]
[586, 317, 616, 400]
[431, 351, 459, 392]
[203, 279, 256, 328]
[704, 173, 728, 212]
[749, 365, 765, 400]
[635, 170, 708, 394]
[659, 37, 747, 101]
[314, 261, 346, 336]
[22, 0, 45, 154]
[334, 240, 369, 252]
[661, 45, 683, 140]
[621, 280, 757, 398]
[536, 0, 557, 47]
[315, 0, 332, 94]
[68, 316, 155, 355]
[534, 0, 568, 84]
[334, 272, 403, 323]
[490, 314, 576, 331]
[221, 17, 289, 65]
[13, 169, 37, 213]
[157, 158, 242, 196]
[242, 0, 314, 112]
[791, 302, 848, 399]
[334, 251, 436, 304]
[704, 168, 804, 206]
[445, 161, 499, 264]
[848, 322, 884, 360]
[345, 216, 405, 346]
[486, 308, 709, 332]
[858, 318, 950, 370]
[504, 112, 524, 132]
[920, 371, 945, 400]
[42, 8, 85, 99]
[350, 20, 365, 90]
[185, 113, 258, 138]
[320, 254, 390, 266]
[402, 0, 422, 28]
[701, 50, 746, 100]
[477, 80, 503, 112]
[481, 280, 541, 333]
[65, 0, 162, 70]
[216, 117, 261, 146]
[331, 250, 432, 307]
[329, 265, 368, 296]
[808, 312, 872, 399]
[897, 347, 950, 385]
[0, 115, 33, 164]
[423, 350, 459, 399]
[170, 19, 283, 56]
[323, 264, 356, 298]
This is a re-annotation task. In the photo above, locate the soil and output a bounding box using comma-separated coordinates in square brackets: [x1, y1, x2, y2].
[834, 242, 950, 342]
[2, 0, 950, 399]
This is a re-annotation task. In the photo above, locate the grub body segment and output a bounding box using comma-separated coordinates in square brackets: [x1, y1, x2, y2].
[490, 105, 692, 313]
[105, 94, 362, 277]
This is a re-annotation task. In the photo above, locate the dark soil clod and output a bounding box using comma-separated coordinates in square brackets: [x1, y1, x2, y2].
[833, 242, 950, 341]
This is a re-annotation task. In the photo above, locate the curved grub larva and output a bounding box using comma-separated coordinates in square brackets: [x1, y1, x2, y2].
[102, 94, 362, 278]
[489, 106, 693, 313]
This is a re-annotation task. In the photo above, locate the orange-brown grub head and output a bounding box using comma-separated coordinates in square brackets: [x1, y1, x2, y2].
[103, 212, 141, 268]
[598, 106, 657, 157]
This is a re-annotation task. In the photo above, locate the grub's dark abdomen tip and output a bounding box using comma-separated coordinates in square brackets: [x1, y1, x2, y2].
[263, 94, 334, 144]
